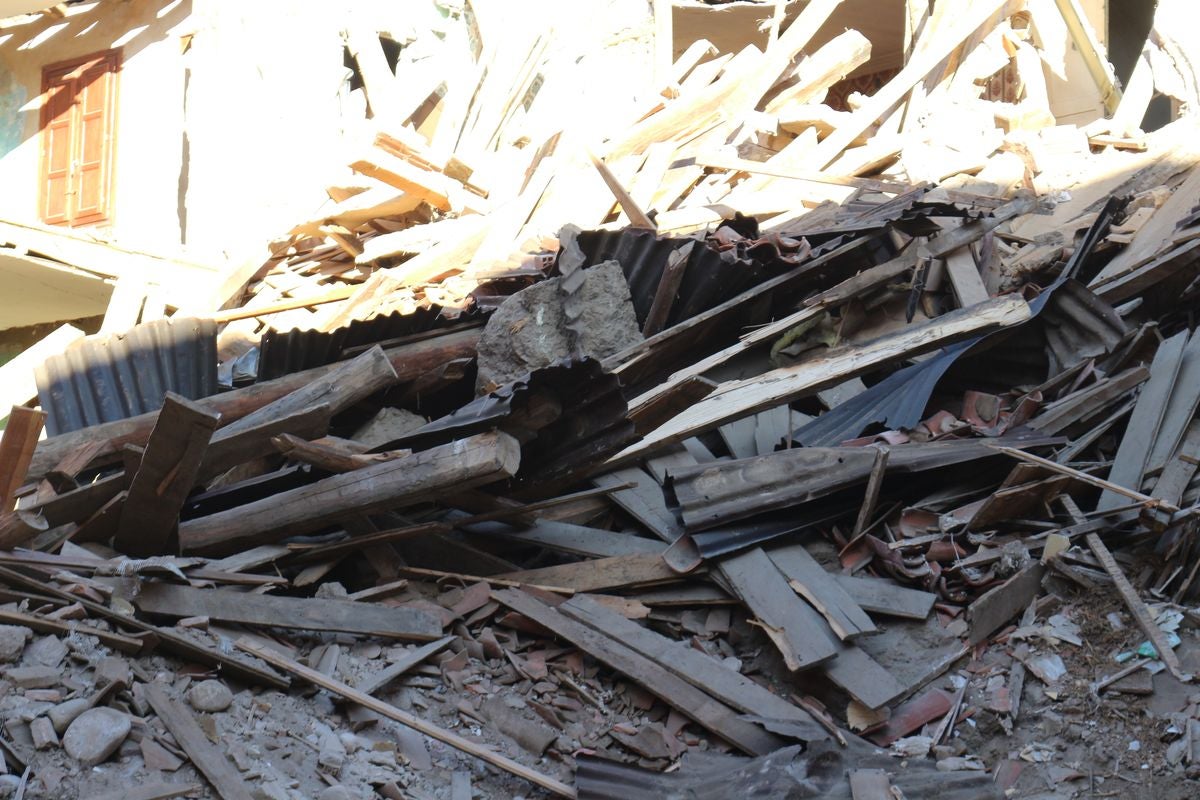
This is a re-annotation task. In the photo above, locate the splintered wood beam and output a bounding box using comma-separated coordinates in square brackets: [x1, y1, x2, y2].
[30, 332, 478, 482]
[1086, 533, 1189, 681]
[718, 548, 837, 670]
[134, 583, 441, 641]
[495, 552, 682, 593]
[614, 295, 1031, 464]
[114, 393, 220, 557]
[0, 406, 46, 511]
[179, 431, 521, 555]
[198, 405, 332, 483]
[234, 637, 576, 798]
[272, 433, 409, 473]
[492, 588, 783, 756]
[143, 684, 255, 800]
[720, 548, 903, 708]
[642, 241, 693, 336]
[218, 345, 396, 439]
[768, 544, 876, 640]
[587, 150, 655, 230]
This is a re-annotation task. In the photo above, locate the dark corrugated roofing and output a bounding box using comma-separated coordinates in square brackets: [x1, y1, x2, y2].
[35, 316, 217, 436]
[379, 357, 635, 496]
[257, 303, 483, 381]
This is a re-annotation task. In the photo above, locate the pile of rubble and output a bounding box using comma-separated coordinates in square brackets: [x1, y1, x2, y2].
[3, 0, 1200, 798]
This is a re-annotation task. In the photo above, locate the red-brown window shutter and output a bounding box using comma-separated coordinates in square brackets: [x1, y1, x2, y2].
[39, 49, 119, 227]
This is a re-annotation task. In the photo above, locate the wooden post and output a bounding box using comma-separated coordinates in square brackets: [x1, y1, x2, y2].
[0, 407, 47, 511]
[114, 393, 220, 556]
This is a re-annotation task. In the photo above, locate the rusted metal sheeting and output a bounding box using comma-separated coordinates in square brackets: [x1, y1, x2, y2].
[35, 317, 217, 436]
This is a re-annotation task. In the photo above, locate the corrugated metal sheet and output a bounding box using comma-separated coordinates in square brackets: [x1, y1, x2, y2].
[573, 218, 820, 333]
[575, 227, 768, 331]
[257, 303, 484, 381]
[796, 197, 1123, 446]
[35, 316, 217, 436]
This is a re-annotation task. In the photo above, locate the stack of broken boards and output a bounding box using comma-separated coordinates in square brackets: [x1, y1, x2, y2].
[5, 0, 1200, 797]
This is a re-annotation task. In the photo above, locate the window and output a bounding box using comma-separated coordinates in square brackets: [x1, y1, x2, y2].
[39, 49, 120, 227]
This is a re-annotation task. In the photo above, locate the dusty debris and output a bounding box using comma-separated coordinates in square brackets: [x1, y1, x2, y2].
[0, 0, 1199, 798]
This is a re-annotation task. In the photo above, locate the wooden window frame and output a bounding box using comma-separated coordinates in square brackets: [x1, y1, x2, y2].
[38, 48, 121, 228]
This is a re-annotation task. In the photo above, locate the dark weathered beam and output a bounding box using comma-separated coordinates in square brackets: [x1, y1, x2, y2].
[29, 330, 480, 481]
[115, 394, 220, 556]
[179, 431, 520, 554]
[134, 583, 441, 641]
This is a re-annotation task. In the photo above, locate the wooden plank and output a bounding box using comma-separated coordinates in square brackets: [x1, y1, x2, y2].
[833, 574, 935, 620]
[114, 393, 220, 556]
[1147, 331, 1200, 476]
[354, 636, 456, 696]
[0, 565, 287, 689]
[993, 446, 1172, 510]
[143, 684, 255, 800]
[350, 154, 459, 214]
[179, 431, 521, 555]
[1092, 159, 1200, 286]
[797, 0, 1009, 171]
[592, 467, 684, 543]
[613, 295, 1031, 463]
[767, 543, 875, 640]
[1086, 533, 1188, 681]
[764, 29, 873, 114]
[561, 594, 824, 735]
[0, 324, 83, 412]
[588, 150, 655, 230]
[0, 608, 143, 655]
[1098, 331, 1188, 510]
[133, 584, 441, 641]
[0, 407, 46, 510]
[1153, 420, 1200, 505]
[642, 242, 692, 337]
[198, 404, 331, 483]
[852, 445, 889, 538]
[496, 553, 680, 593]
[491, 588, 783, 756]
[235, 637, 575, 798]
[1028, 366, 1150, 434]
[217, 345, 395, 439]
[463, 519, 666, 559]
[967, 562, 1046, 646]
[717, 548, 837, 671]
